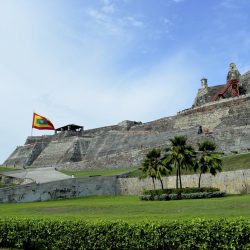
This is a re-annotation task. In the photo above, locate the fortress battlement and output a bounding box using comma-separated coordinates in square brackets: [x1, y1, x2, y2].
[3, 65, 250, 169]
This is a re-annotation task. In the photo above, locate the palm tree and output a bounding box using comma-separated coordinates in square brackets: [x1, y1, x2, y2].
[196, 140, 222, 188]
[155, 161, 172, 190]
[139, 148, 170, 189]
[164, 136, 196, 189]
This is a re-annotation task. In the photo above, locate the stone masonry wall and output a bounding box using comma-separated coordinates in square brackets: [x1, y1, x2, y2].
[0, 170, 249, 203]
[118, 169, 250, 195]
[0, 176, 118, 203]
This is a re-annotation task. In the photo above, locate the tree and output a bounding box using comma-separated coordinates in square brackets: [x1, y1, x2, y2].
[164, 136, 196, 189]
[195, 140, 222, 188]
[139, 148, 171, 190]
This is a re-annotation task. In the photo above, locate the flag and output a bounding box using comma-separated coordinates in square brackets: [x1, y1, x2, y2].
[32, 113, 55, 130]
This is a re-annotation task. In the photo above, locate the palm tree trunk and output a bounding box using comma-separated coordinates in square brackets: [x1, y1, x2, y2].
[179, 166, 182, 189]
[198, 172, 202, 188]
[152, 177, 156, 190]
[159, 178, 164, 190]
[176, 168, 179, 189]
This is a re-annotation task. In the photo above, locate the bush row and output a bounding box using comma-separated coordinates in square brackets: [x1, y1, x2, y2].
[143, 187, 220, 196]
[0, 218, 249, 249]
[140, 191, 226, 201]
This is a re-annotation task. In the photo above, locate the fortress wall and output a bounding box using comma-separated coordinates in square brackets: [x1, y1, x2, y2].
[0, 170, 249, 203]
[0, 176, 118, 203]
[240, 70, 250, 93]
[84, 131, 167, 160]
[212, 127, 250, 152]
[83, 96, 250, 161]
[83, 125, 122, 136]
[56, 128, 199, 170]
[3, 144, 35, 166]
[45, 95, 250, 170]
[118, 169, 250, 195]
[31, 138, 78, 167]
[57, 148, 152, 170]
[3, 94, 250, 168]
[83, 127, 197, 161]
[25, 135, 53, 145]
[176, 95, 250, 130]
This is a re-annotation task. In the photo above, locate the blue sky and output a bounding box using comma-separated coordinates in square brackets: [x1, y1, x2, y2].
[1, 0, 250, 163]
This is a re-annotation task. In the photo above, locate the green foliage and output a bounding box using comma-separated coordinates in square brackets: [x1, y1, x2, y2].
[140, 192, 226, 201]
[163, 135, 196, 189]
[139, 148, 171, 189]
[0, 218, 249, 249]
[196, 140, 223, 188]
[143, 187, 220, 195]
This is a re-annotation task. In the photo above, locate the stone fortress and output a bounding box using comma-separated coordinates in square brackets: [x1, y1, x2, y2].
[3, 64, 250, 170]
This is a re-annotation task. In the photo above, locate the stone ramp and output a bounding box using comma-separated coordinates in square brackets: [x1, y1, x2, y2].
[3, 144, 35, 166]
[31, 139, 77, 167]
[1, 167, 71, 184]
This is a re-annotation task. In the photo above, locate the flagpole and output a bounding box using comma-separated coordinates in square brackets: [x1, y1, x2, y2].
[31, 111, 34, 136]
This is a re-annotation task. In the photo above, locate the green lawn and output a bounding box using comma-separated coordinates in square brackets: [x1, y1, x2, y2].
[0, 194, 249, 223]
[0, 166, 20, 173]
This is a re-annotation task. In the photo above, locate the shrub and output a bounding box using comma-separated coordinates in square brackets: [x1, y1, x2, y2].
[143, 187, 220, 195]
[0, 218, 249, 249]
[140, 192, 225, 201]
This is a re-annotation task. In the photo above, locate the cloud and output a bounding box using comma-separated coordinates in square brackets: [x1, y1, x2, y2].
[86, 5, 145, 39]
[123, 16, 145, 28]
[172, 0, 185, 3]
[101, 0, 115, 13]
[220, 0, 241, 9]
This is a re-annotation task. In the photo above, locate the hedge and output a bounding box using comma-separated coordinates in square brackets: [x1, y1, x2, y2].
[0, 218, 249, 249]
[140, 191, 226, 201]
[143, 187, 220, 196]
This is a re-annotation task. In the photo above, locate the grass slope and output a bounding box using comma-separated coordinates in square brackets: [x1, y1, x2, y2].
[128, 152, 250, 177]
[0, 166, 20, 173]
[222, 152, 250, 171]
[61, 167, 137, 178]
[0, 195, 249, 222]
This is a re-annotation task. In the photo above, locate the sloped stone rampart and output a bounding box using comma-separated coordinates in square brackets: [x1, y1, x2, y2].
[3, 86, 250, 169]
[3, 144, 34, 166]
[31, 138, 78, 167]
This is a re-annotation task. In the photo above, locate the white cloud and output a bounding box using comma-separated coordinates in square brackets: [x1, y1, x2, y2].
[172, 0, 184, 3]
[102, 4, 115, 13]
[87, 8, 107, 22]
[220, 0, 240, 9]
[123, 16, 145, 28]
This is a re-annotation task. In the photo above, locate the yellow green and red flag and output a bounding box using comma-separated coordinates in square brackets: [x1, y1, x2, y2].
[32, 113, 55, 130]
